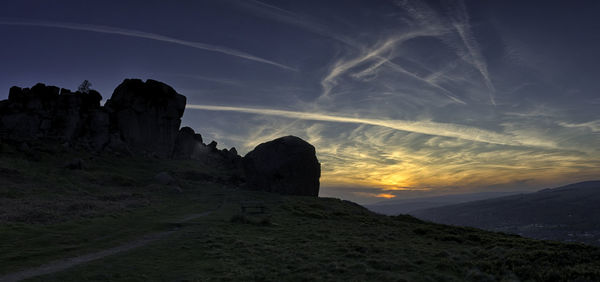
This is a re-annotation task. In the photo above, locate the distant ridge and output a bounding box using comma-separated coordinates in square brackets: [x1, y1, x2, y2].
[365, 191, 523, 215]
[538, 180, 600, 192]
[412, 181, 600, 246]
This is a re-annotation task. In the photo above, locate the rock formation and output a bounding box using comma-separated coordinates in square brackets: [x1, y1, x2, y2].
[105, 79, 186, 158]
[171, 126, 241, 168]
[0, 83, 108, 151]
[0, 79, 238, 163]
[242, 136, 320, 196]
[172, 126, 202, 159]
[1, 80, 323, 197]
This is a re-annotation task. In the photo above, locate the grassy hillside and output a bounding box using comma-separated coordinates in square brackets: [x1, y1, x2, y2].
[2, 141, 600, 281]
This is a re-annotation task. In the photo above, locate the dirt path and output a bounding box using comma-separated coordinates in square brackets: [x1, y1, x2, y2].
[0, 210, 214, 282]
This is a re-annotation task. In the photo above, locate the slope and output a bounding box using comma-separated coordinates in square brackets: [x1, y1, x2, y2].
[1, 143, 600, 281]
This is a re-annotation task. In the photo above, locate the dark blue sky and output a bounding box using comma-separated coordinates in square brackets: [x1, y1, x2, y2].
[1, 0, 599, 203]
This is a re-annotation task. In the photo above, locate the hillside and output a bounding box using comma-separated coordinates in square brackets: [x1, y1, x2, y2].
[365, 191, 522, 215]
[412, 181, 600, 246]
[2, 80, 600, 281]
[2, 144, 600, 281]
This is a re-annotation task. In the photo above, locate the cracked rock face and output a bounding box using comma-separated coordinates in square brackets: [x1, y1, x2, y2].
[242, 135, 320, 197]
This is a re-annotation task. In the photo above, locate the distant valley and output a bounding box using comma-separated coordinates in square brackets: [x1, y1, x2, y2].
[405, 181, 600, 246]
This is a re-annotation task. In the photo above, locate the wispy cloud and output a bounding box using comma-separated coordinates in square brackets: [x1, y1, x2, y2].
[236, 1, 465, 104]
[186, 104, 559, 148]
[320, 29, 446, 98]
[0, 18, 296, 71]
[234, 0, 358, 47]
[452, 22, 496, 105]
[397, 0, 497, 105]
[448, 1, 496, 105]
[158, 73, 241, 86]
[558, 120, 600, 133]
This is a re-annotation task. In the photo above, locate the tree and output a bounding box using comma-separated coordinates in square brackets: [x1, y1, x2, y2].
[78, 80, 92, 93]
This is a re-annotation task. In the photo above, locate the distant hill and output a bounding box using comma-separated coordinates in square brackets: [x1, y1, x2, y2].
[365, 191, 523, 215]
[412, 181, 600, 246]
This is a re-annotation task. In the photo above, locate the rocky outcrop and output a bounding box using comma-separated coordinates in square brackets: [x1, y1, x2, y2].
[0, 79, 243, 166]
[242, 136, 320, 196]
[173, 127, 202, 159]
[0, 83, 108, 151]
[171, 126, 241, 168]
[1, 81, 323, 197]
[105, 79, 186, 158]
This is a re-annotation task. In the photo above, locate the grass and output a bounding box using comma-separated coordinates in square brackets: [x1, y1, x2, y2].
[0, 141, 227, 274]
[2, 141, 600, 281]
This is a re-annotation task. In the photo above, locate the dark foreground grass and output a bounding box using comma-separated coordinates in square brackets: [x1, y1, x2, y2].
[23, 194, 600, 281]
[0, 142, 227, 274]
[2, 143, 600, 281]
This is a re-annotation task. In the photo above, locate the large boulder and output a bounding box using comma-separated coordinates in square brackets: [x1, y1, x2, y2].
[242, 136, 320, 196]
[104, 79, 186, 158]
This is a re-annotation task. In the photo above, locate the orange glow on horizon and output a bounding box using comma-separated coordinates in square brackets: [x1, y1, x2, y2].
[375, 193, 396, 199]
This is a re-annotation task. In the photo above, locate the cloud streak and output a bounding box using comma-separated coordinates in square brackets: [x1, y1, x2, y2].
[320, 29, 448, 98]
[186, 104, 558, 148]
[236, 1, 465, 104]
[559, 120, 600, 133]
[0, 18, 296, 71]
[448, 1, 496, 105]
[397, 0, 497, 105]
[235, 0, 358, 47]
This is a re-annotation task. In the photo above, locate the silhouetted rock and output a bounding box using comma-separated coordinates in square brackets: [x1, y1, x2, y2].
[173, 126, 201, 159]
[207, 141, 218, 151]
[242, 136, 320, 196]
[194, 133, 203, 144]
[106, 133, 131, 155]
[86, 110, 110, 151]
[104, 79, 186, 158]
[0, 83, 108, 149]
[0, 79, 242, 166]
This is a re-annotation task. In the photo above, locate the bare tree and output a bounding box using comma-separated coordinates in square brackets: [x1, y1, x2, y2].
[78, 80, 92, 93]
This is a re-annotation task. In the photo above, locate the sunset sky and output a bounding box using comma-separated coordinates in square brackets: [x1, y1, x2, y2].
[1, 0, 598, 203]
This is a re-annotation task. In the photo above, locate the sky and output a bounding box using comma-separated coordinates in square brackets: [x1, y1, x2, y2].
[1, 0, 599, 204]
